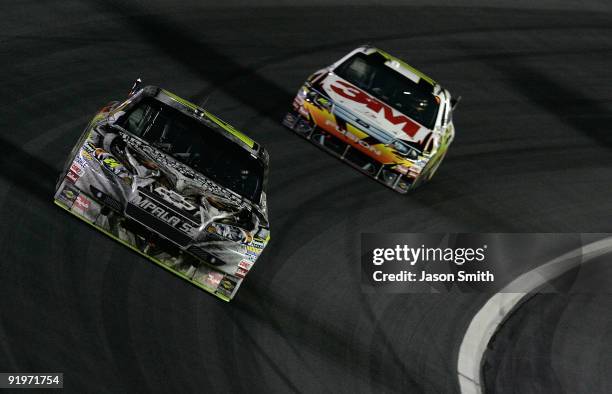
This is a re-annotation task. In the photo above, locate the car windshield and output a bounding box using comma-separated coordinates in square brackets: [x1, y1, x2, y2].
[119, 98, 264, 202]
[333, 52, 439, 129]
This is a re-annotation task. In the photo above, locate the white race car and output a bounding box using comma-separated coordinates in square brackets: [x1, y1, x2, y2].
[283, 46, 458, 193]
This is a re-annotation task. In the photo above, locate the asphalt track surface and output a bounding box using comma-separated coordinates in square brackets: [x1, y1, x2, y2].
[1, 1, 612, 393]
[482, 255, 612, 394]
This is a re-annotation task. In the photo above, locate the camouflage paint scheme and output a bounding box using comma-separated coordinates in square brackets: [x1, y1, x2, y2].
[54, 86, 270, 301]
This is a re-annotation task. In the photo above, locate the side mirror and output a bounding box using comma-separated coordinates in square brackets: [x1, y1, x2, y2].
[128, 78, 142, 97]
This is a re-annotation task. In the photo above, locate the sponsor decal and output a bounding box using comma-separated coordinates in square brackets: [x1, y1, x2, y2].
[83, 142, 96, 155]
[94, 148, 129, 178]
[245, 251, 258, 262]
[238, 260, 253, 270]
[328, 79, 420, 138]
[70, 162, 84, 176]
[56, 183, 79, 207]
[66, 170, 79, 183]
[75, 153, 90, 168]
[74, 194, 90, 210]
[235, 267, 249, 278]
[154, 186, 197, 212]
[71, 193, 102, 222]
[251, 238, 265, 249]
[215, 276, 238, 298]
[201, 271, 224, 289]
[324, 119, 382, 156]
[246, 245, 262, 254]
[130, 193, 198, 238]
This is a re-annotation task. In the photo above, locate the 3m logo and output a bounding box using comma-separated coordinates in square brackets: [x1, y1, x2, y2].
[329, 80, 420, 138]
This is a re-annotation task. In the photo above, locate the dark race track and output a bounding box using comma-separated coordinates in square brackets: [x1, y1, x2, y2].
[1, 1, 612, 392]
[483, 255, 612, 394]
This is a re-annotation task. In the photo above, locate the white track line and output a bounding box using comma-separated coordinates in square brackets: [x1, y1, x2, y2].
[457, 236, 612, 394]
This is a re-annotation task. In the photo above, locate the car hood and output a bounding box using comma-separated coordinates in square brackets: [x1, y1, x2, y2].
[75, 121, 269, 278]
[314, 73, 434, 146]
[117, 130, 269, 229]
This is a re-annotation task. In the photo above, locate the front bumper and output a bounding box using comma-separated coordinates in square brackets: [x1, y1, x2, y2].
[54, 179, 247, 301]
[282, 111, 415, 193]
